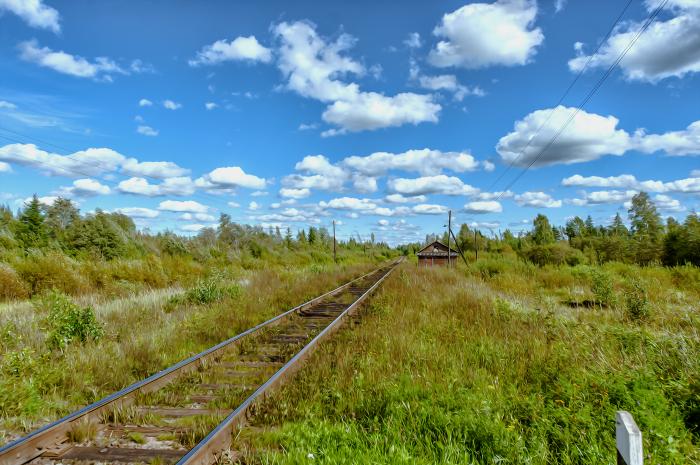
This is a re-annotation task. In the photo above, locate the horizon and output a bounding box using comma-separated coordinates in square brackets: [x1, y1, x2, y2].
[1, 0, 699, 247]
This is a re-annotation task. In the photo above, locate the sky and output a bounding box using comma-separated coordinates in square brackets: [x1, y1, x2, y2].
[0, 0, 699, 245]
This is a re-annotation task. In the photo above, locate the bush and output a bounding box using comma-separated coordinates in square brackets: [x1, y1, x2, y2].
[167, 275, 242, 309]
[523, 243, 585, 266]
[38, 291, 104, 350]
[590, 269, 615, 308]
[624, 279, 650, 321]
[14, 252, 89, 296]
[0, 263, 29, 300]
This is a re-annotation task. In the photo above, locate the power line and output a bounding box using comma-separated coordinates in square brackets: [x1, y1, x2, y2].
[495, 0, 669, 202]
[486, 0, 634, 193]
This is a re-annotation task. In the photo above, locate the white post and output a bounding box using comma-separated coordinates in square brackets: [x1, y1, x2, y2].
[616, 411, 643, 465]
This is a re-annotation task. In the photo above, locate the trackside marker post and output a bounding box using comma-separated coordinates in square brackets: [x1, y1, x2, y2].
[616, 411, 643, 465]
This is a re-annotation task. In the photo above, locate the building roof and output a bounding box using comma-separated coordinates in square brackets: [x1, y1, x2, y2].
[416, 240, 459, 258]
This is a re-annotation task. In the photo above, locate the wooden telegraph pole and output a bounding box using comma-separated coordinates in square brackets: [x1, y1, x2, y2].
[447, 210, 452, 267]
[332, 220, 337, 263]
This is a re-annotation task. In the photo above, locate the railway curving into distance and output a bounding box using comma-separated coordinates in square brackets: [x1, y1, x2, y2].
[0, 259, 402, 465]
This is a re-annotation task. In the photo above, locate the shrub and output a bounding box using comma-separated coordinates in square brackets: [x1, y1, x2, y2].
[523, 243, 585, 266]
[0, 263, 29, 300]
[167, 276, 241, 309]
[624, 279, 650, 321]
[14, 252, 89, 296]
[38, 291, 104, 350]
[590, 269, 615, 308]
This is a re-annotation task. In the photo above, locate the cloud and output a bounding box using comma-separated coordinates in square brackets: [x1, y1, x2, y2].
[562, 174, 700, 194]
[428, 0, 544, 69]
[205, 102, 217, 110]
[17, 40, 142, 81]
[320, 197, 377, 211]
[58, 178, 110, 197]
[115, 207, 160, 218]
[158, 200, 209, 213]
[298, 123, 318, 131]
[555, 0, 567, 12]
[273, 21, 440, 133]
[196, 166, 266, 190]
[180, 212, 216, 222]
[0, 100, 17, 109]
[404, 32, 422, 48]
[118, 177, 195, 197]
[138, 98, 152, 107]
[228, 201, 240, 208]
[0, 161, 11, 172]
[189, 35, 272, 66]
[282, 155, 347, 192]
[514, 191, 562, 208]
[412, 204, 448, 215]
[279, 187, 311, 199]
[409, 60, 485, 101]
[0, 143, 124, 177]
[634, 120, 700, 156]
[388, 175, 478, 196]
[464, 200, 502, 213]
[248, 201, 260, 211]
[651, 194, 684, 212]
[181, 223, 210, 232]
[0, 0, 60, 33]
[163, 100, 182, 110]
[321, 91, 440, 134]
[121, 159, 189, 179]
[136, 125, 158, 136]
[569, 190, 636, 206]
[384, 193, 427, 204]
[497, 106, 632, 167]
[568, 1, 700, 82]
[343, 148, 481, 176]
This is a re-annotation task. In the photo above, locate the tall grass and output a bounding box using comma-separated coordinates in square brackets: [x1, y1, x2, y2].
[246, 263, 700, 464]
[0, 262, 379, 444]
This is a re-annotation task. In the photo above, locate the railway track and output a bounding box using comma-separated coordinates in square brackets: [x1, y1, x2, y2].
[0, 260, 401, 465]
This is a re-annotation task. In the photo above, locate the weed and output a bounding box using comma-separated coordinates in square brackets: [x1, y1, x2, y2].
[625, 279, 650, 321]
[38, 291, 104, 350]
[66, 421, 97, 443]
[127, 431, 146, 444]
[590, 268, 615, 308]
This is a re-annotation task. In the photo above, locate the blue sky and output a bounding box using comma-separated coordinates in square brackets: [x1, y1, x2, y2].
[0, 0, 699, 244]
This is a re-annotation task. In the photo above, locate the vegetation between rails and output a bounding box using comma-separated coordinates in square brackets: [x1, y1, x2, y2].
[247, 263, 699, 464]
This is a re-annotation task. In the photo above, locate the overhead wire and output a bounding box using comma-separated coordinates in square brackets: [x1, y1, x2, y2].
[494, 0, 669, 202]
[485, 0, 635, 194]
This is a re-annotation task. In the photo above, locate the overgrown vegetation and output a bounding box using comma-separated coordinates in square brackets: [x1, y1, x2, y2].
[0, 196, 394, 301]
[248, 264, 700, 464]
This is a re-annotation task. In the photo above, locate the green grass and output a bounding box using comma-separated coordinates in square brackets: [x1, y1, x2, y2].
[0, 261, 380, 444]
[244, 261, 700, 464]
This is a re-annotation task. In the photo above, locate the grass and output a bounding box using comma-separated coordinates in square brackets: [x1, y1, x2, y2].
[0, 261, 380, 444]
[243, 260, 700, 464]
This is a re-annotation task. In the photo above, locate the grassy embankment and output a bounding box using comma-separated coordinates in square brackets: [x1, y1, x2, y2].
[0, 260, 382, 445]
[244, 256, 700, 464]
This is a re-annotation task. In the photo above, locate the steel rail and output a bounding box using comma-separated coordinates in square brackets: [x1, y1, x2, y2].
[0, 263, 394, 465]
[177, 258, 402, 465]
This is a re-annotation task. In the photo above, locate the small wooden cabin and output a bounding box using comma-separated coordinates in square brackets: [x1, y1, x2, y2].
[416, 240, 458, 267]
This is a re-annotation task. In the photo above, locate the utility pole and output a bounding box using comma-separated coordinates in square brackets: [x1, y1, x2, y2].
[447, 210, 452, 267]
[474, 230, 478, 261]
[332, 220, 337, 263]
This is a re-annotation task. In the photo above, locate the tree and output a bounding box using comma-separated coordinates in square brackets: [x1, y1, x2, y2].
[628, 192, 663, 265]
[45, 198, 80, 233]
[565, 216, 586, 245]
[66, 210, 125, 259]
[532, 214, 555, 245]
[14, 196, 48, 250]
[308, 227, 317, 244]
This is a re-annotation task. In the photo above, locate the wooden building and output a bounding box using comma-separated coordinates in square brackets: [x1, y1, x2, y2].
[416, 240, 458, 267]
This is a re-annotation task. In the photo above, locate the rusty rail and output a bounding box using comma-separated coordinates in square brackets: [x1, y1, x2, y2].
[0, 260, 400, 465]
[177, 258, 401, 465]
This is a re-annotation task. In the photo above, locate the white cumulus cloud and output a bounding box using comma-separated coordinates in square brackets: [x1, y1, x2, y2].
[514, 191, 562, 208]
[0, 0, 60, 33]
[115, 207, 160, 219]
[568, 1, 700, 82]
[388, 175, 478, 196]
[136, 125, 158, 136]
[196, 166, 266, 190]
[464, 200, 503, 214]
[189, 35, 272, 66]
[158, 200, 209, 213]
[428, 0, 544, 69]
